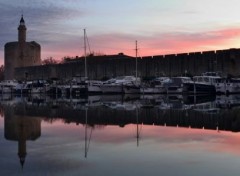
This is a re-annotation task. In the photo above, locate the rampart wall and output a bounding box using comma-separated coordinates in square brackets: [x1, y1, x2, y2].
[15, 48, 240, 80]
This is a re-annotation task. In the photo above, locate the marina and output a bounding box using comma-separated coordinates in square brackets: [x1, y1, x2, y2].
[1, 1, 240, 175]
[1, 72, 240, 96]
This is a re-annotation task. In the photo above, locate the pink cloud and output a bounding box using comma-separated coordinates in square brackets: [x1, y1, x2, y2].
[40, 27, 240, 61]
[138, 27, 240, 56]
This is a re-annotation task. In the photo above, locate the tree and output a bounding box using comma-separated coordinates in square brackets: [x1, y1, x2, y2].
[42, 57, 58, 65]
[0, 65, 4, 80]
[60, 56, 75, 63]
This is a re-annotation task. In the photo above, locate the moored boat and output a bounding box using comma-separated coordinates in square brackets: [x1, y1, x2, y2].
[140, 77, 169, 94]
[183, 74, 221, 94]
[164, 77, 192, 94]
[0, 80, 19, 94]
[87, 80, 103, 94]
[100, 76, 138, 94]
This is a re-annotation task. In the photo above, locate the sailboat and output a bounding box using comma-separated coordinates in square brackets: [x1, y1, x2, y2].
[82, 29, 103, 94]
[66, 29, 102, 96]
[123, 41, 141, 94]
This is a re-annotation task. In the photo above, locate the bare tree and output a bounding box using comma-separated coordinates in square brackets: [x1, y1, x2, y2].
[60, 56, 76, 63]
[42, 57, 58, 65]
[0, 65, 4, 80]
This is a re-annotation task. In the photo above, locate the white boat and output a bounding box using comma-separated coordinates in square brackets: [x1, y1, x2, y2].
[87, 80, 103, 93]
[124, 83, 141, 94]
[123, 77, 141, 94]
[140, 77, 169, 94]
[64, 83, 86, 97]
[26, 80, 49, 94]
[101, 76, 138, 94]
[164, 77, 192, 94]
[0, 80, 19, 94]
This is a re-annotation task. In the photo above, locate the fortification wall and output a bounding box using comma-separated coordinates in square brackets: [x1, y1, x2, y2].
[15, 48, 240, 81]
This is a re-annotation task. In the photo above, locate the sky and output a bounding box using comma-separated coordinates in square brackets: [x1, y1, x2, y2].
[1, 0, 240, 65]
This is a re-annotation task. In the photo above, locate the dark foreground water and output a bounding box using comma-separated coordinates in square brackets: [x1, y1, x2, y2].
[1, 94, 240, 176]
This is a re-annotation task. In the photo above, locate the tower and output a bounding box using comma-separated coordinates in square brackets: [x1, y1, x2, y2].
[4, 16, 41, 80]
[18, 15, 26, 43]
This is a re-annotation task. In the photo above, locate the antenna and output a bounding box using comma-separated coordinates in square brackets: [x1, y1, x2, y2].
[135, 40, 138, 78]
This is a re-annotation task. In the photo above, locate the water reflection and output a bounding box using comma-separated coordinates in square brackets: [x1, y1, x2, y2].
[3, 100, 41, 168]
[2, 94, 240, 132]
[1, 94, 240, 173]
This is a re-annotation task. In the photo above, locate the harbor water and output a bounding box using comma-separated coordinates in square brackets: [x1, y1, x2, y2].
[0, 94, 240, 176]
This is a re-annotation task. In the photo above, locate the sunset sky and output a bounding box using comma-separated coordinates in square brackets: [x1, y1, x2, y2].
[1, 0, 240, 65]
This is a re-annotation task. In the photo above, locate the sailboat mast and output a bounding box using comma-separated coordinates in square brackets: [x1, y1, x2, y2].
[84, 29, 87, 79]
[135, 40, 138, 78]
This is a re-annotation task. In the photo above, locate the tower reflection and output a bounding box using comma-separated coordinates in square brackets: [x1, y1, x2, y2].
[3, 103, 41, 168]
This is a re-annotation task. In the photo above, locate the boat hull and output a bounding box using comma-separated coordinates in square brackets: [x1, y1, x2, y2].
[140, 86, 166, 94]
[100, 84, 124, 94]
[124, 85, 140, 94]
[88, 85, 102, 94]
[183, 83, 216, 94]
[166, 86, 183, 94]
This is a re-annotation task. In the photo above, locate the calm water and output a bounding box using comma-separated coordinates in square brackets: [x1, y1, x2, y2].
[1, 94, 240, 176]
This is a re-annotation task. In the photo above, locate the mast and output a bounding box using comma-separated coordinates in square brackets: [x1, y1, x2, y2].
[135, 40, 138, 78]
[84, 108, 88, 158]
[84, 29, 87, 79]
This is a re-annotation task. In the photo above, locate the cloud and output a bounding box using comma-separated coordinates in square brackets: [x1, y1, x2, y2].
[0, 0, 86, 64]
[139, 28, 240, 55]
[66, 27, 240, 57]
[1, 0, 240, 65]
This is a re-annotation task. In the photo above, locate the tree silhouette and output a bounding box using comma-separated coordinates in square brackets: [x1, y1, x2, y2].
[42, 57, 58, 65]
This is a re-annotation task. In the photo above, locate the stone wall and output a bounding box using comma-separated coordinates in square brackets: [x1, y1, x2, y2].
[15, 48, 240, 81]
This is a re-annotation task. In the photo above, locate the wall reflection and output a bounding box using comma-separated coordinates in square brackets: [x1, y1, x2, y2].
[1, 94, 240, 132]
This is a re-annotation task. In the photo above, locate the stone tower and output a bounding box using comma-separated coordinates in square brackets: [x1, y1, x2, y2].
[4, 16, 41, 80]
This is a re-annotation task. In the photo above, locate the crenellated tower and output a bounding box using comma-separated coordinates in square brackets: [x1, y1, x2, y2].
[4, 16, 41, 80]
